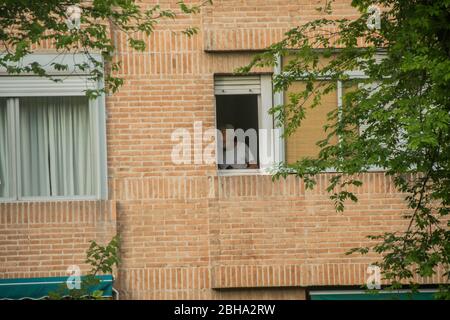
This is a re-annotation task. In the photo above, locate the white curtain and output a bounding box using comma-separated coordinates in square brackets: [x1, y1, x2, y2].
[0, 99, 11, 198]
[19, 96, 95, 197]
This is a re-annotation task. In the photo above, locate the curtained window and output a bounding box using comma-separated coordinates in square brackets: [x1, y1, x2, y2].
[0, 96, 103, 199]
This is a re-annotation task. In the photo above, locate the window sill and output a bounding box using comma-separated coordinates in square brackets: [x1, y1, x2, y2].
[216, 166, 386, 177]
[320, 166, 386, 173]
[217, 169, 272, 176]
[0, 196, 102, 203]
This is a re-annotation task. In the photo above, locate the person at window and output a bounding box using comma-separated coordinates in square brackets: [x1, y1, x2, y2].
[218, 124, 258, 169]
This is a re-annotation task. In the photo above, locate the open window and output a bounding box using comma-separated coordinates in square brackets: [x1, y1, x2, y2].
[214, 75, 280, 174]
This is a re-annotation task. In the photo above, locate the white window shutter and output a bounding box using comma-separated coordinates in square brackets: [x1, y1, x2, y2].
[0, 76, 96, 97]
[214, 76, 261, 95]
[0, 53, 101, 97]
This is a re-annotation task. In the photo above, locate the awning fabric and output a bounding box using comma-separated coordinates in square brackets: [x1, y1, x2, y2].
[310, 289, 437, 300]
[0, 275, 113, 300]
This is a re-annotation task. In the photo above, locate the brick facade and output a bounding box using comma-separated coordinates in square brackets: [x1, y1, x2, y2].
[113, 174, 444, 299]
[0, 201, 116, 278]
[0, 0, 444, 299]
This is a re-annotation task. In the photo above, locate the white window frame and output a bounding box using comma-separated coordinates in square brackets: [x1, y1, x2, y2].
[214, 74, 281, 176]
[0, 54, 108, 201]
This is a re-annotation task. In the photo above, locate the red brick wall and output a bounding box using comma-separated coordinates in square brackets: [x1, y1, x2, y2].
[0, 0, 445, 300]
[113, 174, 444, 299]
[0, 201, 116, 279]
[107, 1, 444, 299]
[210, 174, 445, 288]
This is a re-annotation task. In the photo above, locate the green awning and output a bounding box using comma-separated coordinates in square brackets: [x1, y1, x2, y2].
[0, 275, 113, 300]
[310, 289, 437, 300]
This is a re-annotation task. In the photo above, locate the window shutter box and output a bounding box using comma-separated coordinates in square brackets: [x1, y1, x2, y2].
[214, 76, 261, 95]
[0, 53, 100, 97]
[0, 76, 96, 97]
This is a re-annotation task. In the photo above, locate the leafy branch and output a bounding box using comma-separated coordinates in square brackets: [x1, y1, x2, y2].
[48, 236, 120, 300]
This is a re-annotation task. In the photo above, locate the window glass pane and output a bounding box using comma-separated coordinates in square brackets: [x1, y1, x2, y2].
[216, 94, 259, 169]
[0, 98, 12, 198]
[19, 96, 96, 197]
